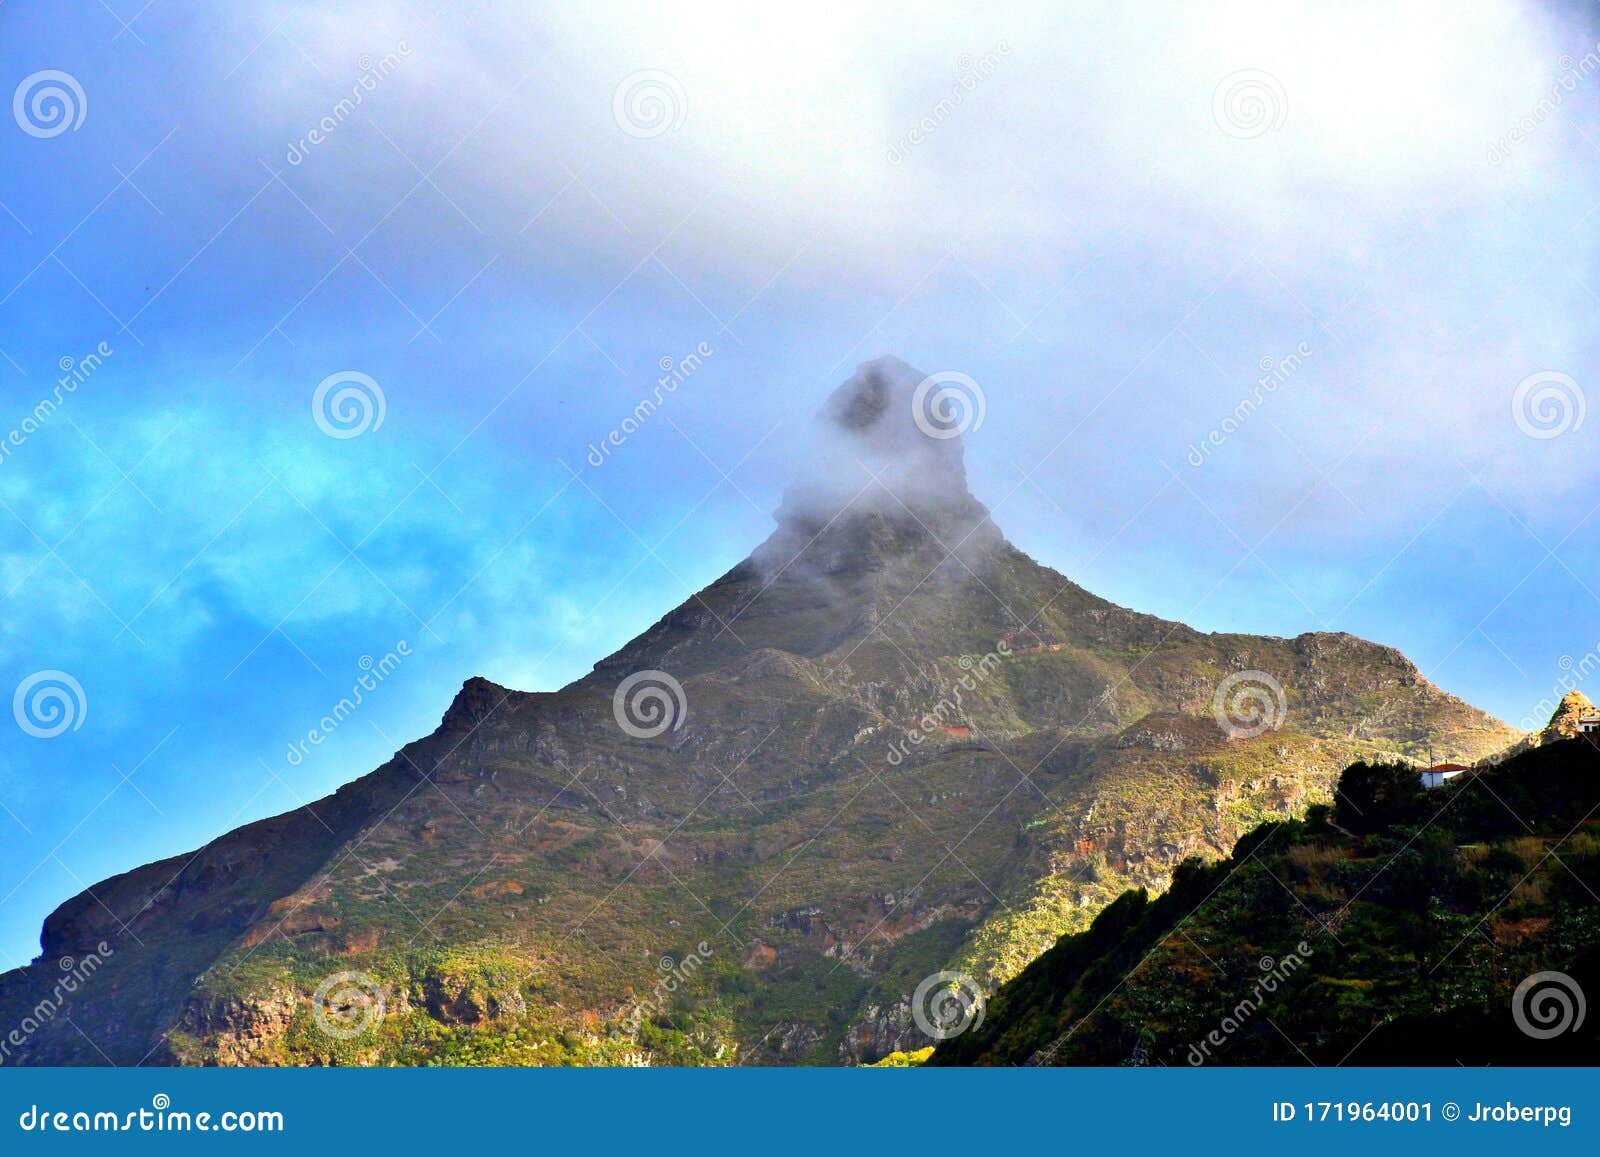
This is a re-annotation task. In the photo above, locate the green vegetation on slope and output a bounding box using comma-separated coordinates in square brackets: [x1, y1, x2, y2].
[932, 738, 1600, 1066]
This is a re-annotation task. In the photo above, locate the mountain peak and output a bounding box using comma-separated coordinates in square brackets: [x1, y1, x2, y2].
[816, 355, 974, 501]
[772, 357, 995, 554]
[1546, 690, 1598, 738]
[0, 343, 1523, 1065]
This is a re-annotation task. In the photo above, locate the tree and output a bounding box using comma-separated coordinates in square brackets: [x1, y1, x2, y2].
[1333, 761, 1426, 835]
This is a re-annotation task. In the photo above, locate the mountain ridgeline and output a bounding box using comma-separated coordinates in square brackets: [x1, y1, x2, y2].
[0, 358, 1516, 1066]
[930, 733, 1600, 1067]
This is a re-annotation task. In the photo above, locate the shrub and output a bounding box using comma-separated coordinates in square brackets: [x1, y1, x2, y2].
[1335, 761, 1425, 835]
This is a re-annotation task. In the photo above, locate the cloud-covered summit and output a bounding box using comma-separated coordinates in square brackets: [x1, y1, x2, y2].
[777, 357, 979, 523]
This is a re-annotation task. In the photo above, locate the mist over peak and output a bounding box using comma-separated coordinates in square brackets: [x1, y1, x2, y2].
[774, 357, 989, 534]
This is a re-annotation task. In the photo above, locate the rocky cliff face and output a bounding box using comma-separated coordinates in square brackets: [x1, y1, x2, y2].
[1543, 691, 1597, 742]
[0, 358, 1518, 1067]
[1495, 690, 1594, 765]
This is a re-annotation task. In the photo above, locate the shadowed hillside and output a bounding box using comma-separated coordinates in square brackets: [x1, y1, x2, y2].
[932, 732, 1600, 1067]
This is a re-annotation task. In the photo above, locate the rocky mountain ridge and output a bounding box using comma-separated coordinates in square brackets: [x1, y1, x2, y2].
[0, 357, 1518, 1065]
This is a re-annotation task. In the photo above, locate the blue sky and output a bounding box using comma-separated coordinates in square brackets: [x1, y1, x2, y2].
[2, 0, 1600, 965]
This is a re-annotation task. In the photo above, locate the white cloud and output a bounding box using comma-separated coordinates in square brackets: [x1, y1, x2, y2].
[231, 1, 1583, 263]
[207, 0, 1600, 533]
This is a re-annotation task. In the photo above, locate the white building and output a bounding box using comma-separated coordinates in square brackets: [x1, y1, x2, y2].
[1419, 763, 1469, 789]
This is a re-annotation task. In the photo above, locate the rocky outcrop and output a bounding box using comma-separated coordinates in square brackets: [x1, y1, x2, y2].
[841, 997, 918, 1063]
[177, 987, 299, 1066]
[1546, 690, 1598, 741]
